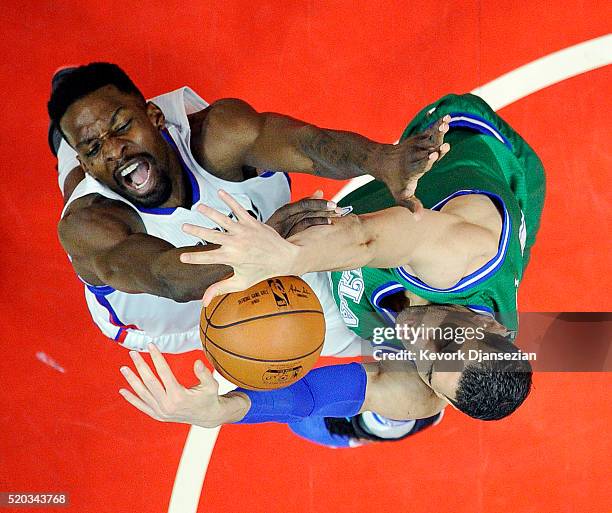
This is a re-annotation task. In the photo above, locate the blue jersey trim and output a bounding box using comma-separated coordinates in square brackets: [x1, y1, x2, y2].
[370, 281, 405, 326]
[85, 283, 116, 296]
[77, 275, 116, 296]
[94, 295, 126, 341]
[134, 130, 201, 215]
[467, 304, 494, 316]
[396, 190, 512, 293]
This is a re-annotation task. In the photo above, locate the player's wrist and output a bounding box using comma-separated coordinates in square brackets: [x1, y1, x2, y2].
[220, 391, 252, 424]
[367, 143, 398, 181]
[283, 242, 306, 277]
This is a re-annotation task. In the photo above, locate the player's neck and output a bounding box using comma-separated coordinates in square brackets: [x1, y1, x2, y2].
[162, 150, 193, 209]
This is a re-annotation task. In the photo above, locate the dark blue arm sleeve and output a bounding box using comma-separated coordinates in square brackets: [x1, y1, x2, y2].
[235, 363, 367, 424]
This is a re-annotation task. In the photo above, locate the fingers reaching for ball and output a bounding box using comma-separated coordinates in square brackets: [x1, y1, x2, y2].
[118, 344, 245, 428]
[181, 191, 303, 291]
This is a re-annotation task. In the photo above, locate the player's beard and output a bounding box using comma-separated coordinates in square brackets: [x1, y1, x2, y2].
[124, 172, 173, 208]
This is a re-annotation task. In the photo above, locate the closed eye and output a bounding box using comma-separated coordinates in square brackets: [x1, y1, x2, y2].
[115, 119, 132, 133]
[86, 142, 101, 158]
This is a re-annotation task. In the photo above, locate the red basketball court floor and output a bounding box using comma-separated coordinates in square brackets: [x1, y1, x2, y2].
[2, 2, 611, 512]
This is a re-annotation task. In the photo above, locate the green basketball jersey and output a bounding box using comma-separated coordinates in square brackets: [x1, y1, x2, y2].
[330, 94, 545, 338]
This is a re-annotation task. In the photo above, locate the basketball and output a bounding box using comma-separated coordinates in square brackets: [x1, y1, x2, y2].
[200, 276, 325, 390]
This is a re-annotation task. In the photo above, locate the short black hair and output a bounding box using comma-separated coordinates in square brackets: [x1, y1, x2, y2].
[47, 62, 145, 134]
[452, 333, 532, 421]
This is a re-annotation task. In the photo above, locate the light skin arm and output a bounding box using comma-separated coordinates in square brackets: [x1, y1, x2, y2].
[195, 98, 450, 208]
[181, 190, 501, 304]
[291, 192, 502, 288]
[118, 344, 445, 428]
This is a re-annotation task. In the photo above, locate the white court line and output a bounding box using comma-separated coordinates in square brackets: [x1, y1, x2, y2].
[168, 33, 612, 513]
[472, 33, 612, 111]
[167, 371, 236, 513]
[167, 425, 220, 513]
[332, 174, 375, 202]
[332, 33, 612, 202]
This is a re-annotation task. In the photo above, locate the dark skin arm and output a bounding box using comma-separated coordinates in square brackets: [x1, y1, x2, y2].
[58, 194, 230, 302]
[63, 98, 446, 202]
[58, 193, 334, 302]
[62, 166, 85, 203]
[55, 95, 445, 300]
[190, 99, 450, 207]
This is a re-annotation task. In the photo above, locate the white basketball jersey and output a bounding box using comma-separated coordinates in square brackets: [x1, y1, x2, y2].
[59, 87, 363, 356]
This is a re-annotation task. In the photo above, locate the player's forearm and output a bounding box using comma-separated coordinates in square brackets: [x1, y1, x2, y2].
[290, 207, 494, 290]
[287, 215, 375, 276]
[287, 208, 443, 276]
[94, 236, 232, 302]
[149, 245, 233, 302]
[233, 361, 442, 426]
[248, 113, 395, 181]
[235, 363, 367, 424]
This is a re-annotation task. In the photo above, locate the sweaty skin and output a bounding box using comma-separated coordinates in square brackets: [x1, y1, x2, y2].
[58, 86, 449, 302]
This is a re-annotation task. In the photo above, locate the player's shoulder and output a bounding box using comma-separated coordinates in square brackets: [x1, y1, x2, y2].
[199, 97, 260, 141]
[439, 193, 502, 243]
[62, 193, 139, 220]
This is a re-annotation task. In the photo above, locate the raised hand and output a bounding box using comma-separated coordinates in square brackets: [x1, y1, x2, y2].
[118, 343, 249, 428]
[377, 116, 451, 212]
[180, 190, 316, 305]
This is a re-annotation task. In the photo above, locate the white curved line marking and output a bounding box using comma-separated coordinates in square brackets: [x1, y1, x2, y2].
[472, 33, 612, 111]
[332, 174, 375, 201]
[167, 371, 236, 513]
[167, 425, 220, 513]
[332, 33, 612, 203]
[169, 33, 612, 513]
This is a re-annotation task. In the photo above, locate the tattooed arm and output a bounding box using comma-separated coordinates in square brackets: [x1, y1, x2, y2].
[194, 98, 449, 206]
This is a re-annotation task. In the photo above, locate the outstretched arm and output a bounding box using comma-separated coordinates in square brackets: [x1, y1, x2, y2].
[58, 196, 233, 302]
[59, 193, 336, 302]
[291, 193, 501, 288]
[180, 189, 501, 304]
[119, 344, 445, 428]
[197, 99, 450, 208]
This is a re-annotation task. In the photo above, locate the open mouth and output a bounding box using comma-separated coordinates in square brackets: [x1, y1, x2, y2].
[116, 158, 154, 194]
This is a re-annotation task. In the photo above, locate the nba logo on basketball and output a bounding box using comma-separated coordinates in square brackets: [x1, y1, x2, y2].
[263, 366, 303, 384]
[268, 278, 290, 307]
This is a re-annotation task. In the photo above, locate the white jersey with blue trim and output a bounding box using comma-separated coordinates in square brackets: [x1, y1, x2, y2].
[59, 86, 295, 352]
[58, 87, 363, 356]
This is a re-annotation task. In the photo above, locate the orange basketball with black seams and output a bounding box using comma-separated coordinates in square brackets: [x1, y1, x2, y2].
[200, 276, 325, 390]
